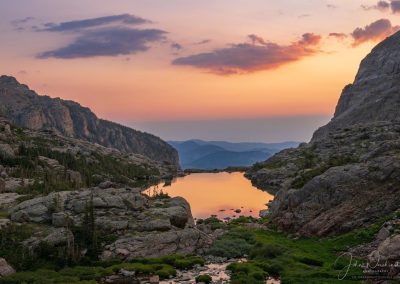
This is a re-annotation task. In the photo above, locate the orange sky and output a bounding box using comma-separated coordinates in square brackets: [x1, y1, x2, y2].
[0, 0, 398, 141]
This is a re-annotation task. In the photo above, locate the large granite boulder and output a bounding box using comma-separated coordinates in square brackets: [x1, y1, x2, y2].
[9, 187, 206, 259]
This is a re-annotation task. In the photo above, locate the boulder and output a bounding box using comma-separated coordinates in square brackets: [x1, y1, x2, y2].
[9, 187, 207, 260]
[101, 228, 203, 260]
[369, 234, 400, 263]
[0, 258, 15, 277]
[52, 212, 71, 228]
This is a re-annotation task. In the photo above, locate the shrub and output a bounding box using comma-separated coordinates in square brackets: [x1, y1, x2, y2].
[250, 243, 285, 259]
[196, 274, 212, 283]
[227, 262, 268, 284]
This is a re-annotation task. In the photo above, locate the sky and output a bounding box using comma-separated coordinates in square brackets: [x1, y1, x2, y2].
[0, 0, 399, 142]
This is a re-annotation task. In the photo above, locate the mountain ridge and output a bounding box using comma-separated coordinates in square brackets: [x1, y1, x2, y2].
[170, 139, 299, 169]
[0, 75, 179, 168]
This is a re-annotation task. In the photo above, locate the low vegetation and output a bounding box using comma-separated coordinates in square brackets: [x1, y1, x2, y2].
[195, 274, 212, 283]
[0, 135, 160, 195]
[207, 216, 383, 283]
[292, 153, 359, 189]
[0, 254, 204, 284]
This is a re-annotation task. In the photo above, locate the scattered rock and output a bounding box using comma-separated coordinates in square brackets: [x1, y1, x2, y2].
[0, 258, 15, 277]
[369, 234, 400, 263]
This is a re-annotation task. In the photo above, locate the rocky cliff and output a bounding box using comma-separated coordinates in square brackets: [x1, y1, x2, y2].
[246, 31, 400, 236]
[0, 117, 215, 269]
[0, 75, 179, 168]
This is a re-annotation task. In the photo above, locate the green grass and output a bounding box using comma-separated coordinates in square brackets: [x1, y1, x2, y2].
[208, 221, 382, 284]
[0, 254, 204, 283]
[0, 269, 98, 284]
[227, 262, 268, 284]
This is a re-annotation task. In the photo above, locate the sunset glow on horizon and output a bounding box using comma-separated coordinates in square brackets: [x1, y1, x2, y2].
[1, 0, 399, 142]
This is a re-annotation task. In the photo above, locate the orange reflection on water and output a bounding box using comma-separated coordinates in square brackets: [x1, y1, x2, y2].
[145, 172, 273, 220]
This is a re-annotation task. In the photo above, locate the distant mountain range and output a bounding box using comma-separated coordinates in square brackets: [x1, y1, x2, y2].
[169, 140, 300, 170]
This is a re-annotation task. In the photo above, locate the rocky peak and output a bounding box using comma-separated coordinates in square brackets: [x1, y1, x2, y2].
[247, 32, 400, 236]
[0, 75, 19, 85]
[312, 31, 400, 141]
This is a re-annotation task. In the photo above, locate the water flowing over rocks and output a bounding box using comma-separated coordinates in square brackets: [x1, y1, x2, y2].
[246, 31, 400, 236]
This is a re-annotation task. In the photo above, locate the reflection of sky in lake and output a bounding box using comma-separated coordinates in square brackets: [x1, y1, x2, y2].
[144, 172, 273, 220]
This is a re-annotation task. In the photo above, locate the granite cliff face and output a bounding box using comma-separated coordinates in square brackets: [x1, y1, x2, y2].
[0, 75, 179, 168]
[246, 32, 400, 236]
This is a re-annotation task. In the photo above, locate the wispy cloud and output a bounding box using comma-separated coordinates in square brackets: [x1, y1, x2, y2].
[248, 34, 267, 45]
[351, 18, 399, 46]
[195, 39, 211, 45]
[39, 14, 150, 32]
[11, 16, 35, 31]
[328, 32, 348, 40]
[171, 42, 183, 51]
[172, 33, 321, 75]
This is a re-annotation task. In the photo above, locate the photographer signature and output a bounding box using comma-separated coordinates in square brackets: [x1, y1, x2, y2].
[334, 252, 400, 280]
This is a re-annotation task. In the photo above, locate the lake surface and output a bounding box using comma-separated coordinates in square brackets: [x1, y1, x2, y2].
[144, 172, 273, 220]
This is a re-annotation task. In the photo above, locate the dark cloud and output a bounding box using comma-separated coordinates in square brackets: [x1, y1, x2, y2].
[299, 33, 322, 45]
[172, 33, 321, 75]
[34, 14, 168, 59]
[391, 0, 400, 12]
[40, 14, 150, 32]
[379, 0, 391, 10]
[328, 32, 348, 40]
[362, 1, 400, 13]
[37, 27, 166, 59]
[362, 1, 390, 11]
[351, 18, 400, 46]
[171, 43, 183, 50]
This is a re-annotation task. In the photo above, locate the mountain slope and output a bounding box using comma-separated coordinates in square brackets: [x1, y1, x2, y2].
[0, 76, 179, 167]
[246, 31, 400, 236]
[0, 118, 168, 193]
